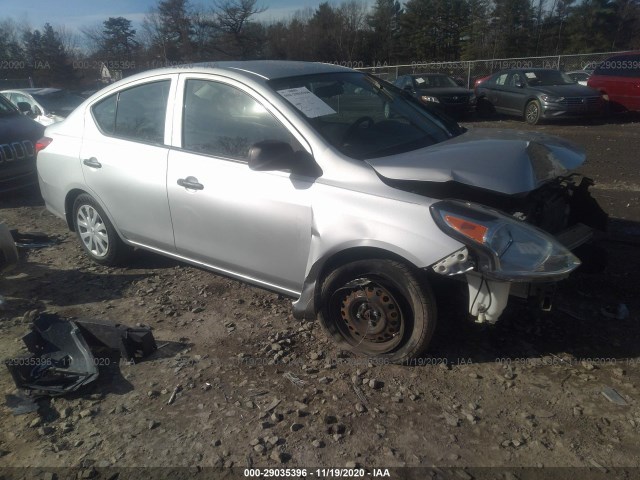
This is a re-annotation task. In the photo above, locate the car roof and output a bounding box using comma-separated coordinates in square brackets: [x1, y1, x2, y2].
[175, 60, 352, 81]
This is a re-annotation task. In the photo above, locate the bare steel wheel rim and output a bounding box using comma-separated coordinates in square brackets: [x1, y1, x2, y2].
[333, 279, 407, 355]
[77, 205, 109, 258]
[526, 103, 539, 123]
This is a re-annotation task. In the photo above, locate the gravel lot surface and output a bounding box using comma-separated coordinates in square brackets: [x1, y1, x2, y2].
[1, 115, 639, 479]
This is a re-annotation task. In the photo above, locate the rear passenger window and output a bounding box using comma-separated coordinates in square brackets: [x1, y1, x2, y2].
[91, 80, 170, 144]
[182, 79, 301, 160]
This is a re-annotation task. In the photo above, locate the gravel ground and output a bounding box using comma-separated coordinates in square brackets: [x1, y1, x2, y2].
[1, 116, 639, 479]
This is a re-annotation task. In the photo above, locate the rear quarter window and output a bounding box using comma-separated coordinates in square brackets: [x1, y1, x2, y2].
[91, 80, 170, 144]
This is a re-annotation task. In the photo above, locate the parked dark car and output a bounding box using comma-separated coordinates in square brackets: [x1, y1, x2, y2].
[0, 93, 45, 193]
[566, 70, 591, 86]
[475, 68, 604, 124]
[393, 73, 476, 117]
[587, 51, 640, 112]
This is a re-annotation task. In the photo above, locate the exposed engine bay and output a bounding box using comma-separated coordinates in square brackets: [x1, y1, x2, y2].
[383, 174, 608, 323]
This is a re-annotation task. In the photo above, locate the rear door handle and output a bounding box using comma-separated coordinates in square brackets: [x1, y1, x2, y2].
[177, 177, 204, 190]
[83, 157, 102, 168]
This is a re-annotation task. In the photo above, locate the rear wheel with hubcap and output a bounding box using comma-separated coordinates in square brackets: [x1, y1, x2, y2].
[318, 259, 436, 364]
[73, 193, 130, 266]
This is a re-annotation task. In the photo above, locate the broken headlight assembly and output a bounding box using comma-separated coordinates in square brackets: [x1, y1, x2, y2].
[430, 200, 581, 281]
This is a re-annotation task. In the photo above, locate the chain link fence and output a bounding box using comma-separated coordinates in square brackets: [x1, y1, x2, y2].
[355, 51, 631, 88]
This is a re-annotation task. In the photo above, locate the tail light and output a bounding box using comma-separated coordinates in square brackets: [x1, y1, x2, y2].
[35, 137, 52, 156]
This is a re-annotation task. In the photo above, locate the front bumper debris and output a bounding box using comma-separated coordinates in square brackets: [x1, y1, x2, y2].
[5, 313, 157, 396]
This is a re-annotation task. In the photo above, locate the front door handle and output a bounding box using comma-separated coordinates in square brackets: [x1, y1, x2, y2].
[177, 177, 204, 190]
[83, 157, 102, 168]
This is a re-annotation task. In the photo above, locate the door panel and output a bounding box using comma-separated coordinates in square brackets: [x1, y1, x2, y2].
[80, 77, 176, 251]
[167, 153, 312, 293]
[167, 76, 314, 293]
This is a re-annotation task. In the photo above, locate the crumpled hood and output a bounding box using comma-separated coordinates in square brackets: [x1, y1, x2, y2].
[365, 128, 585, 195]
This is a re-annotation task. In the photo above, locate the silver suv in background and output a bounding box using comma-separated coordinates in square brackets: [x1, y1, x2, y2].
[36, 61, 607, 362]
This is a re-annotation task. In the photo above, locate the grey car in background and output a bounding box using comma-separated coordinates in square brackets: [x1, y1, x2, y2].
[393, 73, 476, 118]
[36, 61, 607, 362]
[475, 68, 604, 124]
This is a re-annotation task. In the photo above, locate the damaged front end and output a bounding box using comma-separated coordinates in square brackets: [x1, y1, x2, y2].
[430, 200, 583, 323]
[368, 129, 608, 324]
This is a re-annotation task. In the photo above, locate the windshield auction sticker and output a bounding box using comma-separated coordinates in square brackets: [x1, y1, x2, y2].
[277, 87, 336, 118]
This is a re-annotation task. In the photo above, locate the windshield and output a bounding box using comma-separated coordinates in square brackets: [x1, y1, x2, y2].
[268, 72, 458, 159]
[523, 70, 575, 86]
[32, 90, 84, 116]
[0, 94, 18, 116]
[414, 75, 458, 88]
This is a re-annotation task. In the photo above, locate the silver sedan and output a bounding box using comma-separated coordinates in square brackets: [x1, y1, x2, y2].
[36, 61, 606, 362]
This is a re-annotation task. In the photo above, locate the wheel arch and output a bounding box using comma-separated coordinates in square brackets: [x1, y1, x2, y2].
[64, 189, 125, 243]
[291, 245, 426, 321]
[64, 188, 88, 231]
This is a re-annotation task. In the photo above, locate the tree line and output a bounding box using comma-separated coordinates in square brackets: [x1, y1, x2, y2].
[1, 0, 639, 88]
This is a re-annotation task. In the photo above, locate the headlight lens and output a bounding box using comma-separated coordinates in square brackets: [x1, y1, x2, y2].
[431, 200, 580, 281]
[540, 94, 565, 103]
[421, 95, 440, 103]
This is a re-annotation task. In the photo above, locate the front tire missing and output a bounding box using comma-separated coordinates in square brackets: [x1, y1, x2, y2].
[318, 259, 436, 364]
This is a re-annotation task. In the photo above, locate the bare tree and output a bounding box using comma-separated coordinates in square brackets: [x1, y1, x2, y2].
[213, 0, 267, 58]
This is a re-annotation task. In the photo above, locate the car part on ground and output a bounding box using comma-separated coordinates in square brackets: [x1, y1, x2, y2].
[9, 230, 60, 249]
[5, 313, 99, 396]
[4, 313, 157, 396]
[74, 318, 158, 363]
[36, 61, 606, 363]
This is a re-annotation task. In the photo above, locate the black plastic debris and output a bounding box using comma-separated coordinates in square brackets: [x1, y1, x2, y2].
[75, 318, 157, 363]
[5, 313, 99, 396]
[5, 392, 39, 415]
[10, 230, 60, 249]
[5, 313, 157, 396]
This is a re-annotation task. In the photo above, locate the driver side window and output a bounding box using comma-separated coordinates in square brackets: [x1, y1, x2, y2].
[182, 79, 301, 161]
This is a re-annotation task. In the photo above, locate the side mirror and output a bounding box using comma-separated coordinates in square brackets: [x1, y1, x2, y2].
[514, 80, 524, 88]
[403, 85, 413, 92]
[248, 140, 321, 177]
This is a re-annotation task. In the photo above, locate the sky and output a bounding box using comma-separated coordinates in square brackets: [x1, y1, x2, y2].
[1, 0, 322, 33]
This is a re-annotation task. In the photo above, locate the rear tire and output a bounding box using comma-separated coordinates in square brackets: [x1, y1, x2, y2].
[318, 259, 436, 364]
[72, 193, 130, 266]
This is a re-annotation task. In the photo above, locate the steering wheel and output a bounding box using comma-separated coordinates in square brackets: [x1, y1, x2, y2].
[341, 116, 375, 145]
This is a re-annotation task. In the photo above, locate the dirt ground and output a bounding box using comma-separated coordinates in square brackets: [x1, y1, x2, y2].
[1, 115, 639, 480]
